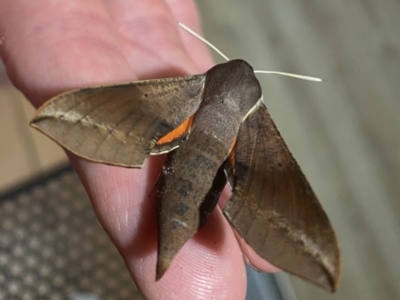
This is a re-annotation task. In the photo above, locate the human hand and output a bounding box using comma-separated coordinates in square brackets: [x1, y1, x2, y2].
[0, 0, 278, 298]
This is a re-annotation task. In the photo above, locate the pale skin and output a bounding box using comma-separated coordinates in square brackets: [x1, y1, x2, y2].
[0, 0, 279, 299]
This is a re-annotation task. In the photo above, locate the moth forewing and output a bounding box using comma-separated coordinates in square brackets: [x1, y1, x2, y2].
[223, 102, 341, 292]
[30, 75, 206, 167]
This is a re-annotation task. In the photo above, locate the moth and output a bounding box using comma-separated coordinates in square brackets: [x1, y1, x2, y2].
[30, 24, 341, 292]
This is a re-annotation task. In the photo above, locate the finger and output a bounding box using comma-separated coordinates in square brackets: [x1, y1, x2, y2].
[103, 0, 199, 77]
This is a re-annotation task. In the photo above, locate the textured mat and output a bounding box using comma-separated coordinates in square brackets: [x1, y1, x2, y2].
[0, 165, 143, 300]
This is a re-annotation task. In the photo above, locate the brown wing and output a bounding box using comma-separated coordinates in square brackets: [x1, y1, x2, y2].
[31, 75, 205, 167]
[223, 102, 341, 292]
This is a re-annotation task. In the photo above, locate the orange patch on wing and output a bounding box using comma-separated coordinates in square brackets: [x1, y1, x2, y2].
[156, 116, 195, 145]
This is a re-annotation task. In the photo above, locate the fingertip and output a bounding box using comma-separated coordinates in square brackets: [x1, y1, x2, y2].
[127, 207, 247, 300]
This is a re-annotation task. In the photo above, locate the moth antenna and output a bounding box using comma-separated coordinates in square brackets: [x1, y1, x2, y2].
[177, 22, 321, 82]
[254, 70, 322, 82]
[178, 22, 230, 61]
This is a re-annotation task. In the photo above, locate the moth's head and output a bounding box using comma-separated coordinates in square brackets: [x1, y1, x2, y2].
[204, 59, 262, 113]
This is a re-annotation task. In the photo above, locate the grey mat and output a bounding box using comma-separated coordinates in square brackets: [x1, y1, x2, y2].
[0, 165, 142, 300]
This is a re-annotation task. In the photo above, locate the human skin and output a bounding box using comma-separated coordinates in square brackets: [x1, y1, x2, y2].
[0, 0, 278, 299]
